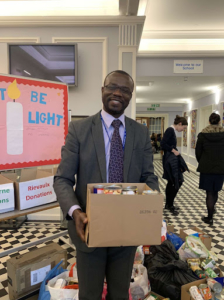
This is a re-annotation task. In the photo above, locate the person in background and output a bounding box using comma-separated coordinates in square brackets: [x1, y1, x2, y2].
[157, 133, 162, 142]
[196, 112, 224, 225]
[161, 115, 188, 215]
[151, 133, 159, 153]
[54, 70, 159, 300]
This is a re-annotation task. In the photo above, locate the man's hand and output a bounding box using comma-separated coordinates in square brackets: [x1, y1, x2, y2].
[172, 149, 180, 156]
[72, 209, 88, 242]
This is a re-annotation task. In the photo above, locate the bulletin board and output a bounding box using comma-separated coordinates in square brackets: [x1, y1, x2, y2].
[183, 112, 188, 147]
[191, 109, 197, 149]
[0, 74, 68, 170]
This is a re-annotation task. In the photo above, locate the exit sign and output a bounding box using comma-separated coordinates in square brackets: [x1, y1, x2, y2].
[147, 108, 156, 111]
[151, 104, 160, 108]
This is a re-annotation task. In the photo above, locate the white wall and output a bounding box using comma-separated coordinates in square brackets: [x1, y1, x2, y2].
[0, 26, 119, 117]
[181, 90, 224, 170]
[0, 25, 121, 220]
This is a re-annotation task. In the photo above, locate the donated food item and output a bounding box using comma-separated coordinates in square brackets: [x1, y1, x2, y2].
[122, 188, 135, 195]
[201, 258, 216, 270]
[104, 186, 122, 194]
[124, 186, 138, 194]
[195, 270, 208, 279]
[54, 279, 66, 289]
[215, 294, 222, 300]
[198, 284, 212, 300]
[189, 286, 204, 300]
[93, 185, 105, 194]
[188, 258, 201, 267]
[207, 278, 222, 293]
[149, 294, 159, 300]
[142, 190, 159, 195]
[63, 284, 79, 289]
[206, 268, 217, 278]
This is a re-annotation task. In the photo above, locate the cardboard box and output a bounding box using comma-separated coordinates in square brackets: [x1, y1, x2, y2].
[7, 243, 67, 300]
[85, 183, 164, 247]
[181, 272, 223, 300]
[6, 169, 57, 210]
[0, 174, 16, 213]
[180, 227, 212, 250]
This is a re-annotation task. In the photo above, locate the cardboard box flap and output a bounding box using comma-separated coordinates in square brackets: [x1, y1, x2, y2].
[36, 170, 54, 179]
[20, 169, 37, 182]
[38, 167, 58, 175]
[8, 243, 66, 267]
[1, 172, 17, 182]
[0, 173, 15, 184]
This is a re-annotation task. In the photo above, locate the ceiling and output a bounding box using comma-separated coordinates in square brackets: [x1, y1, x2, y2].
[136, 76, 224, 105]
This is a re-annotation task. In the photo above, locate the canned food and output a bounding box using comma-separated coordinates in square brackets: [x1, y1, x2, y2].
[122, 189, 135, 195]
[126, 186, 138, 193]
[142, 190, 159, 195]
[189, 286, 204, 300]
[207, 278, 222, 293]
[215, 294, 222, 300]
[93, 185, 105, 194]
[199, 284, 212, 300]
[104, 186, 122, 194]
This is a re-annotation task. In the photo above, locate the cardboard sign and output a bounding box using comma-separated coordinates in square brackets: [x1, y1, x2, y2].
[0, 179, 15, 213]
[0, 74, 68, 170]
[15, 170, 56, 210]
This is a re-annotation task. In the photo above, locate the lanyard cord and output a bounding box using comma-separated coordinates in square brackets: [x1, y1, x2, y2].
[100, 114, 126, 151]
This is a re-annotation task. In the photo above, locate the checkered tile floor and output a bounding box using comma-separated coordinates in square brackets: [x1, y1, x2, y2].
[0, 223, 76, 300]
[0, 160, 224, 299]
[153, 160, 224, 272]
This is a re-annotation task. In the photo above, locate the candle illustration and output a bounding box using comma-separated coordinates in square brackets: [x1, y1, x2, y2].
[7, 80, 23, 155]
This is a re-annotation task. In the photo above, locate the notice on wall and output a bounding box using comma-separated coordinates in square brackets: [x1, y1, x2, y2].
[174, 60, 203, 73]
[0, 74, 68, 170]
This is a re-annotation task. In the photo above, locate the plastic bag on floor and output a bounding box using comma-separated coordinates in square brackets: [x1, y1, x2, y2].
[130, 264, 150, 300]
[38, 261, 66, 300]
[47, 263, 78, 300]
[178, 236, 209, 261]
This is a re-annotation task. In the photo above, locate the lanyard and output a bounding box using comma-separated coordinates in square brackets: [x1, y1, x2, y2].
[101, 115, 126, 151]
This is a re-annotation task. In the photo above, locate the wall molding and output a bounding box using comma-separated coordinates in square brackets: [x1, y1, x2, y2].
[142, 30, 224, 39]
[0, 16, 145, 27]
[52, 37, 108, 84]
[137, 50, 224, 58]
[0, 37, 40, 43]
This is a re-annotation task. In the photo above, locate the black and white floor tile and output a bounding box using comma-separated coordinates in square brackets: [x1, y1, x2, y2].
[0, 160, 224, 299]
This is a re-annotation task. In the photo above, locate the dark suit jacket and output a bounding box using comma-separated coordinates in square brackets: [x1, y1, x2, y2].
[54, 111, 159, 252]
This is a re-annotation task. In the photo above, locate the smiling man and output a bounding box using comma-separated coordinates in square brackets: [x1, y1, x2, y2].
[54, 70, 159, 300]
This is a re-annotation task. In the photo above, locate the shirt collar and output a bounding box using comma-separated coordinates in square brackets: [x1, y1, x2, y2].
[171, 125, 177, 133]
[101, 109, 125, 128]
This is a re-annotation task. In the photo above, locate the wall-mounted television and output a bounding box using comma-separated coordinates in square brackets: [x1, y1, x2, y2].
[8, 44, 78, 86]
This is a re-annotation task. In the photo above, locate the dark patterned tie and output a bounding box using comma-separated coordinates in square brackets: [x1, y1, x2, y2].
[108, 119, 124, 183]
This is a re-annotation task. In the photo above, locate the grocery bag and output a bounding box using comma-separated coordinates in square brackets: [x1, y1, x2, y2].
[178, 236, 209, 261]
[47, 263, 78, 300]
[38, 260, 66, 300]
[130, 264, 150, 300]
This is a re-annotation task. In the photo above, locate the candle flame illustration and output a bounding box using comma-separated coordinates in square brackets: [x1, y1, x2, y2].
[7, 80, 21, 100]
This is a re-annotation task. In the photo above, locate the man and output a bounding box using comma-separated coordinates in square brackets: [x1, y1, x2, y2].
[54, 70, 159, 300]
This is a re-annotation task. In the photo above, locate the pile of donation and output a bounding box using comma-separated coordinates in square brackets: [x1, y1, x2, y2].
[38, 220, 224, 300]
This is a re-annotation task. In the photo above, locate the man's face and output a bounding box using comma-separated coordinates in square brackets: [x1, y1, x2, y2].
[101, 72, 133, 117]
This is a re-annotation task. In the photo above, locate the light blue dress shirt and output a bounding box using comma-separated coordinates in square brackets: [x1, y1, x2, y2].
[68, 109, 126, 216]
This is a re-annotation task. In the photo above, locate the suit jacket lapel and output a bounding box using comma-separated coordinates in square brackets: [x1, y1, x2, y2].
[92, 112, 107, 182]
[124, 117, 134, 182]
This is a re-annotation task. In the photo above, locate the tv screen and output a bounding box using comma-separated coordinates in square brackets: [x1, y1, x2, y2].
[8, 44, 77, 86]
